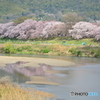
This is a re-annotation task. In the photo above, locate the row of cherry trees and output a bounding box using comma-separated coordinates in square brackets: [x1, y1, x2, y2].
[69, 21, 100, 41]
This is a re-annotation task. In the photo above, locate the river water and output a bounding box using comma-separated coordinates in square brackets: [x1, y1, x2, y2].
[0, 54, 100, 100]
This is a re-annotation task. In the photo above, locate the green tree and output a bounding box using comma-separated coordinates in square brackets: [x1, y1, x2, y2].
[62, 12, 83, 26]
[13, 16, 30, 25]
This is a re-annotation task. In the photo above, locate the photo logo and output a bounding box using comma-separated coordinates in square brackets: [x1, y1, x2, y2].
[71, 92, 98, 97]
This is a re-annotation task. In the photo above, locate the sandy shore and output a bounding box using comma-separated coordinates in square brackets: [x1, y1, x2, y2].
[26, 76, 59, 85]
[0, 56, 75, 85]
[0, 56, 75, 67]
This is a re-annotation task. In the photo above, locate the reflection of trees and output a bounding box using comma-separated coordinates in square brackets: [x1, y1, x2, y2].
[0, 61, 53, 77]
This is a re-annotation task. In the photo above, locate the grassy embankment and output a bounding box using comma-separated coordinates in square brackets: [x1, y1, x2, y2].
[0, 76, 56, 100]
[0, 38, 100, 58]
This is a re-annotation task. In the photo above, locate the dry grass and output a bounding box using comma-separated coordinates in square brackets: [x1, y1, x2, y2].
[51, 44, 79, 55]
[52, 44, 67, 53]
[34, 91, 56, 98]
[0, 84, 56, 100]
[0, 76, 56, 100]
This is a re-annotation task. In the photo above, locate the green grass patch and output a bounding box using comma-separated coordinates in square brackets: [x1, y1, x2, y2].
[17, 45, 33, 52]
[0, 38, 99, 46]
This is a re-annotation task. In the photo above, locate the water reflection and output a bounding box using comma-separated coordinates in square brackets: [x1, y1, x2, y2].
[0, 61, 67, 84]
[0, 61, 53, 76]
[0, 55, 100, 100]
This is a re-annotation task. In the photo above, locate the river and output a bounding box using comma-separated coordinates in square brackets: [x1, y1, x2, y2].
[0, 54, 100, 100]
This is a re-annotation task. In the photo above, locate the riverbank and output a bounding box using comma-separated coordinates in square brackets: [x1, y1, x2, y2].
[0, 77, 56, 100]
[0, 38, 100, 58]
[0, 56, 75, 86]
[0, 56, 75, 67]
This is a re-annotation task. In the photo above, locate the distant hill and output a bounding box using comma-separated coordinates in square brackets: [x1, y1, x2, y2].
[0, 0, 100, 22]
[0, 0, 24, 15]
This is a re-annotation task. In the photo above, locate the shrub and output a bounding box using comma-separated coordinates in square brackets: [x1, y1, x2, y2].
[3, 42, 16, 54]
[68, 48, 77, 55]
[43, 49, 50, 53]
[94, 49, 100, 58]
[90, 49, 95, 56]
[76, 50, 82, 57]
